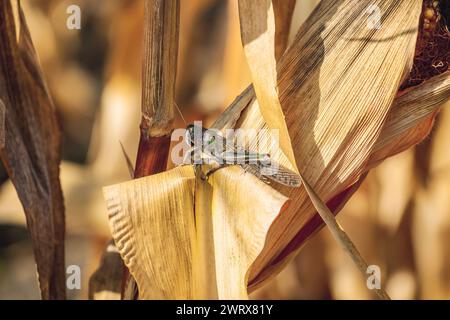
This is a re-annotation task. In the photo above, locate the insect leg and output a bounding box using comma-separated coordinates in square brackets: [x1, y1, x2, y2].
[204, 164, 230, 179]
[194, 164, 207, 181]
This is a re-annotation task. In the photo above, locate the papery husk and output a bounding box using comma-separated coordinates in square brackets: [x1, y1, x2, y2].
[230, 0, 424, 288]
[370, 71, 450, 165]
[272, 0, 297, 61]
[104, 167, 196, 299]
[238, 0, 297, 170]
[104, 165, 288, 299]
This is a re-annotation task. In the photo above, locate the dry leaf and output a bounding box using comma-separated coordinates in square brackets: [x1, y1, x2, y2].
[0, 1, 65, 299]
[229, 0, 425, 287]
[238, 0, 297, 170]
[104, 166, 288, 299]
[370, 71, 450, 165]
[273, 0, 296, 61]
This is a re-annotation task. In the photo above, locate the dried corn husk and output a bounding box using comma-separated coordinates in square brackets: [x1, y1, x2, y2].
[104, 166, 288, 299]
[370, 71, 450, 164]
[238, 0, 297, 169]
[235, 0, 425, 287]
[273, 0, 296, 60]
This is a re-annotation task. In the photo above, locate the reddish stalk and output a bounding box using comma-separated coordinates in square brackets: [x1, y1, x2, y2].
[122, 0, 180, 300]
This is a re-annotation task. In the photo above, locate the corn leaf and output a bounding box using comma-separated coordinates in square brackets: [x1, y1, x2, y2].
[273, 0, 297, 61]
[0, 1, 65, 299]
[231, 0, 424, 287]
[370, 71, 450, 165]
[104, 166, 288, 299]
[238, 0, 297, 171]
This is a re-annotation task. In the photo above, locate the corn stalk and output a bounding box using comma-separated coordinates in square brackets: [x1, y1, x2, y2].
[121, 0, 180, 299]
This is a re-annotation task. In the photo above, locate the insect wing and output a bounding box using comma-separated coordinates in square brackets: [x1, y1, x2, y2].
[243, 163, 301, 187]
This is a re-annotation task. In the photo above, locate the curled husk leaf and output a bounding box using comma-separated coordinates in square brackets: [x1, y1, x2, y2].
[104, 166, 288, 299]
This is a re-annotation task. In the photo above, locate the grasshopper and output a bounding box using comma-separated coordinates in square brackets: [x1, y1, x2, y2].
[182, 124, 301, 187]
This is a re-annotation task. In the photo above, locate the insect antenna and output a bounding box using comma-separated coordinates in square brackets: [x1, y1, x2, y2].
[174, 101, 187, 126]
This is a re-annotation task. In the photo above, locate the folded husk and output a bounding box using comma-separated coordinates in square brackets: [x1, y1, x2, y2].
[370, 71, 450, 165]
[238, 0, 297, 170]
[272, 0, 296, 60]
[235, 0, 424, 287]
[104, 166, 288, 299]
[256, 70, 450, 286]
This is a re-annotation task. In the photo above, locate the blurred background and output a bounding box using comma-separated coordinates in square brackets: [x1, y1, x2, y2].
[0, 0, 449, 299]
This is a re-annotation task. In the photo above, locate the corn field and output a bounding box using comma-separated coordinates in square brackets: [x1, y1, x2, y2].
[0, 0, 449, 301]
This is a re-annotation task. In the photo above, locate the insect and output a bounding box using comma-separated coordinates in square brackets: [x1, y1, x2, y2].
[182, 124, 301, 187]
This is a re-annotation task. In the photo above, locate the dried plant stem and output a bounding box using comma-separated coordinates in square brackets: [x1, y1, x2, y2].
[298, 173, 391, 300]
[140, 0, 179, 136]
[122, 0, 180, 300]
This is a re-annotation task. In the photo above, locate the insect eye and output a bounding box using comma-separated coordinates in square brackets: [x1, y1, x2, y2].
[185, 125, 195, 146]
[186, 124, 195, 133]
